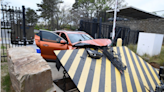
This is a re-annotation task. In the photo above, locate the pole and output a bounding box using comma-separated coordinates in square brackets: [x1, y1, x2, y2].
[22, 6, 26, 46]
[112, 0, 118, 40]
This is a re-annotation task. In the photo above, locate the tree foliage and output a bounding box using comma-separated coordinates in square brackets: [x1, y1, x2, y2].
[37, 0, 63, 30]
[53, 5, 73, 29]
[26, 8, 38, 26]
[72, 0, 127, 20]
[162, 14, 164, 17]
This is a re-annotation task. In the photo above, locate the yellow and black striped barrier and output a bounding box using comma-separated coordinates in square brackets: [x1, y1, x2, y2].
[54, 46, 160, 92]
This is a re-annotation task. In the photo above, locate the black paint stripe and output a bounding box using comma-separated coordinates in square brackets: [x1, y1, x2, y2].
[149, 63, 160, 84]
[64, 49, 79, 71]
[135, 54, 154, 90]
[143, 60, 158, 86]
[128, 49, 146, 92]
[152, 67, 159, 79]
[117, 47, 127, 92]
[84, 59, 96, 92]
[99, 55, 106, 92]
[73, 50, 87, 85]
[123, 47, 137, 92]
[56, 50, 67, 60]
[110, 47, 116, 92]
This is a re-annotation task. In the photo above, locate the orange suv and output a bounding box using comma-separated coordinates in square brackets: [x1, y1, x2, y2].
[35, 30, 111, 61]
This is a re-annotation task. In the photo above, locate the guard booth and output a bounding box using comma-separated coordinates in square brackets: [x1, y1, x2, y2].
[54, 46, 160, 92]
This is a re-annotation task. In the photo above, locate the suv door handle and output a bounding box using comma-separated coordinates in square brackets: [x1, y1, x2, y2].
[43, 44, 49, 47]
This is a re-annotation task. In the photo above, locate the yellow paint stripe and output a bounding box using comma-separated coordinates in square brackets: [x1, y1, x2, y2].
[60, 50, 73, 66]
[125, 47, 142, 92]
[77, 56, 92, 92]
[156, 69, 159, 74]
[68, 49, 85, 79]
[113, 47, 122, 92]
[98, 49, 102, 53]
[130, 50, 149, 92]
[54, 50, 61, 55]
[105, 58, 111, 92]
[91, 58, 102, 92]
[147, 63, 160, 85]
[139, 57, 156, 90]
[119, 47, 133, 92]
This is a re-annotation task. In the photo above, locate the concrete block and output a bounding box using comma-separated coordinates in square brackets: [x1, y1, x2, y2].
[7, 46, 55, 92]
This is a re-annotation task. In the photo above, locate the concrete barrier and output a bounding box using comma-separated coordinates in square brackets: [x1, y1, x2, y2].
[7, 46, 56, 92]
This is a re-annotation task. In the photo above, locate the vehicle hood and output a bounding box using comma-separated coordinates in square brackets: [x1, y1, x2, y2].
[73, 39, 111, 47]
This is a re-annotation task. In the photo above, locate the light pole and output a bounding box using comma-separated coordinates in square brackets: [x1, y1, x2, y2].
[112, 0, 118, 40]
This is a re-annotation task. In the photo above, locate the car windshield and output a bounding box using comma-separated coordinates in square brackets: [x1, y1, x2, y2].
[68, 33, 93, 43]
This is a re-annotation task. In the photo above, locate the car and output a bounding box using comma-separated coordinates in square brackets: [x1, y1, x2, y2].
[35, 30, 111, 61]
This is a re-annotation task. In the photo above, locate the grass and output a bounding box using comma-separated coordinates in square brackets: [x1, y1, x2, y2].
[127, 44, 137, 53]
[1, 44, 9, 62]
[1, 63, 11, 92]
[1, 73, 11, 92]
[1, 45, 7, 49]
[1, 50, 7, 62]
[127, 44, 164, 66]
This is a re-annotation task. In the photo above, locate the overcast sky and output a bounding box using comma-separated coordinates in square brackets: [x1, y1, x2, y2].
[1, 0, 164, 16]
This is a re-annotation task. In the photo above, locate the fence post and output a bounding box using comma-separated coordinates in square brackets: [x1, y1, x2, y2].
[79, 19, 84, 31]
[99, 18, 102, 38]
[92, 18, 97, 38]
[22, 6, 26, 46]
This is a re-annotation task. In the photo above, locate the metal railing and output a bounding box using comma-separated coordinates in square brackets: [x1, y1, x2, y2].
[1, 5, 26, 62]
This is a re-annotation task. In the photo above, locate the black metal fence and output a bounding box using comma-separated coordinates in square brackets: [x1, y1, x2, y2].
[79, 18, 140, 46]
[1, 5, 27, 62]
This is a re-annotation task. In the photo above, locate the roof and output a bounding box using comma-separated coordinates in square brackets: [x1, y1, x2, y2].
[55, 30, 87, 34]
[54, 46, 160, 92]
[106, 6, 164, 19]
[38, 29, 86, 34]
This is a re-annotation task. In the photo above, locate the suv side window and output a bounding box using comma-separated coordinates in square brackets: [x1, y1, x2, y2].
[56, 32, 60, 35]
[36, 31, 40, 36]
[61, 33, 68, 42]
[41, 31, 62, 43]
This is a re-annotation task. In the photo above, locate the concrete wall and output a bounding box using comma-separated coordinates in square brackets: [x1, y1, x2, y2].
[108, 18, 164, 43]
[108, 19, 164, 34]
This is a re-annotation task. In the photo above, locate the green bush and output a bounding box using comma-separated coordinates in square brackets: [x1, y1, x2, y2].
[127, 44, 164, 66]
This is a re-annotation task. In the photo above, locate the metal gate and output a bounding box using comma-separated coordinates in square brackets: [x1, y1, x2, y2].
[1, 5, 26, 62]
[79, 18, 140, 46]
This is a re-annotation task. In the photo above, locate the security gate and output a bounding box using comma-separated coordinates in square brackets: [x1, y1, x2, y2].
[79, 18, 140, 46]
[1, 5, 27, 61]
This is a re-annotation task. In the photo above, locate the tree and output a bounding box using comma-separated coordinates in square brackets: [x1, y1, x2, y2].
[1, 0, 10, 5]
[152, 12, 157, 15]
[72, 0, 95, 20]
[26, 8, 38, 26]
[37, 0, 63, 30]
[162, 14, 164, 17]
[72, 0, 127, 20]
[47, 5, 73, 30]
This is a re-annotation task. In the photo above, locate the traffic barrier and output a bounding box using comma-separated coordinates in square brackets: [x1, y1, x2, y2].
[54, 46, 160, 92]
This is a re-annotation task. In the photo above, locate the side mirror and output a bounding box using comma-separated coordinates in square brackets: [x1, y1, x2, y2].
[60, 40, 67, 44]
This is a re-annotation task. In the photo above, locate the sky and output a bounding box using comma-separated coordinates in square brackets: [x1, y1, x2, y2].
[1, 0, 164, 16]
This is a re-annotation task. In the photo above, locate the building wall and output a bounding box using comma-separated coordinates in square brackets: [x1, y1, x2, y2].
[108, 18, 164, 43]
[108, 19, 164, 34]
